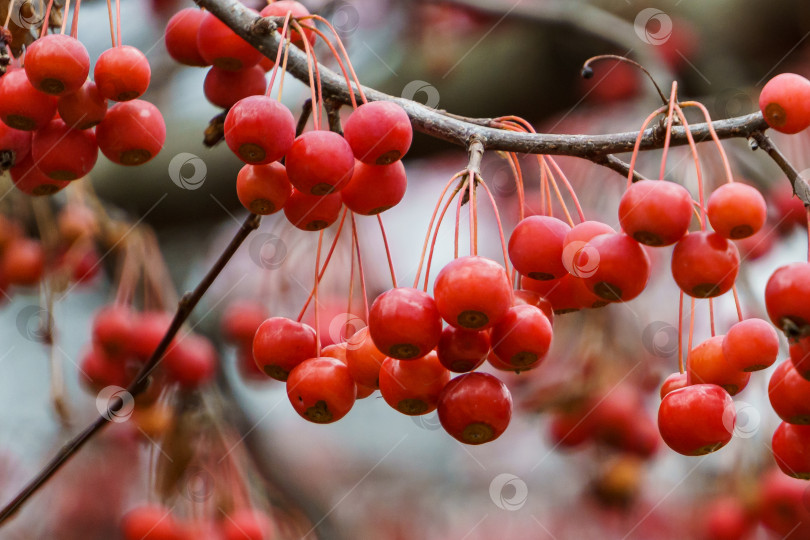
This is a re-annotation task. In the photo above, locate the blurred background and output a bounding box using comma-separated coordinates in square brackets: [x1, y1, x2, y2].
[2, 0, 810, 538]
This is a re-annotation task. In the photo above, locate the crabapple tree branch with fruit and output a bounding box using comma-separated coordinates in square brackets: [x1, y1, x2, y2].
[2, 0, 810, 535]
[198, 0, 810, 204]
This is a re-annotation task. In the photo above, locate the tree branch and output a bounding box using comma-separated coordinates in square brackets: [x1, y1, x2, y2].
[0, 213, 262, 525]
[195, 0, 769, 160]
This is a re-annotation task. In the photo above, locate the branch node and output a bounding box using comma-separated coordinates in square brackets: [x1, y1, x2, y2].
[251, 16, 278, 36]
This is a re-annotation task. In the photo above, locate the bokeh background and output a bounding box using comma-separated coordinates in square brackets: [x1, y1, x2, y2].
[2, 0, 810, 538]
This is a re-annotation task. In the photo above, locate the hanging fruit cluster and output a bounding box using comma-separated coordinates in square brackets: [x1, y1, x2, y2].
[166, 4, 810, 467]
[0, 0, 166, 196]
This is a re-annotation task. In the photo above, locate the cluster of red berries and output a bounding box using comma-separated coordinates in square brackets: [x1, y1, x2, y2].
[229, 97, 411, 228]
[548, 384, 659, 457]
[696, 468, 810, 539]
[516, 176, 767, 317]
[122, 503, 274, 540]
[82, 304, 217, 395]
[165, 6, 412, 227]
[764, 261, 810, 479]
[656, 317, 778, 456]
[242, 254, 554, 445]
[0, 33, 165, 196]
[0, 206, 103, 298]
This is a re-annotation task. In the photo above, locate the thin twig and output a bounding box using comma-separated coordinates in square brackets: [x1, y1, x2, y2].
[750, 131, 810, 206]
[0, 213, 262, 525]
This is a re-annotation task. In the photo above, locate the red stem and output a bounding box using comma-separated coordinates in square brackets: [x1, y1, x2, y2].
[376, 214, 397, 288]
[412, 172, 464, 289]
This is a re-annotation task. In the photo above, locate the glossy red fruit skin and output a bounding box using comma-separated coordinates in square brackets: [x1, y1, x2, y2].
[433, 256, 512, 330]
[790, 337, 810, 379]
[707, 183, 767, 239]
[343, 101, 413, 164]
[0, 70, 58, 130]
[769, 360, 810, 425]
[657, 384, 734, 456]
[224, 96, 295, 164]
[163, 334, 217, 388]
[197, 10, 262, 70]
[379, 352, 451, 415]
[511, 289, 554, 324]
[31, 119, 98, 180]
[0, 122, 31, 163]
[489, 304, 552, 370]
[437, 372, 512, 445]
[671, 231, 740, 298]
[561, 220, 615, 277]
[340, 160, 407, 215]
[121, 505, 181, 540]
[772, 422, 810, 479]
[57, 80, 108, 130]
[759, 73, 810, 134]
[436, 326, 490, 372]
[204, 65, 266, 108]
[9, 153, 69, 196]
[24, 34, 89, 96]
[260, 1, 315, 47]
[345, 327, 387, 388]
[687, 336, 751, 396]
[521, 273, 606, 313]
[285, 131, 356, 195]
[659, 372, 688, 399]
[723, 318, 778, 372]
[283, 190, 342, 231]
[765, 263, 810, 334]
[252, 317, 317, 381]
[368, 287, 441, 359]
[286, 356, 356, 423]
[581, 233, 651, 302]
[618, 180, 693, 246]
[96, 100, 166, 166]
[508, 215, 570, 280]
[2, 238, 44, 286]
[165, 8, 209, 67]
[92, 304, 135, 357]
[236, 162, 293, 215]
[94, 46, 151, 101]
